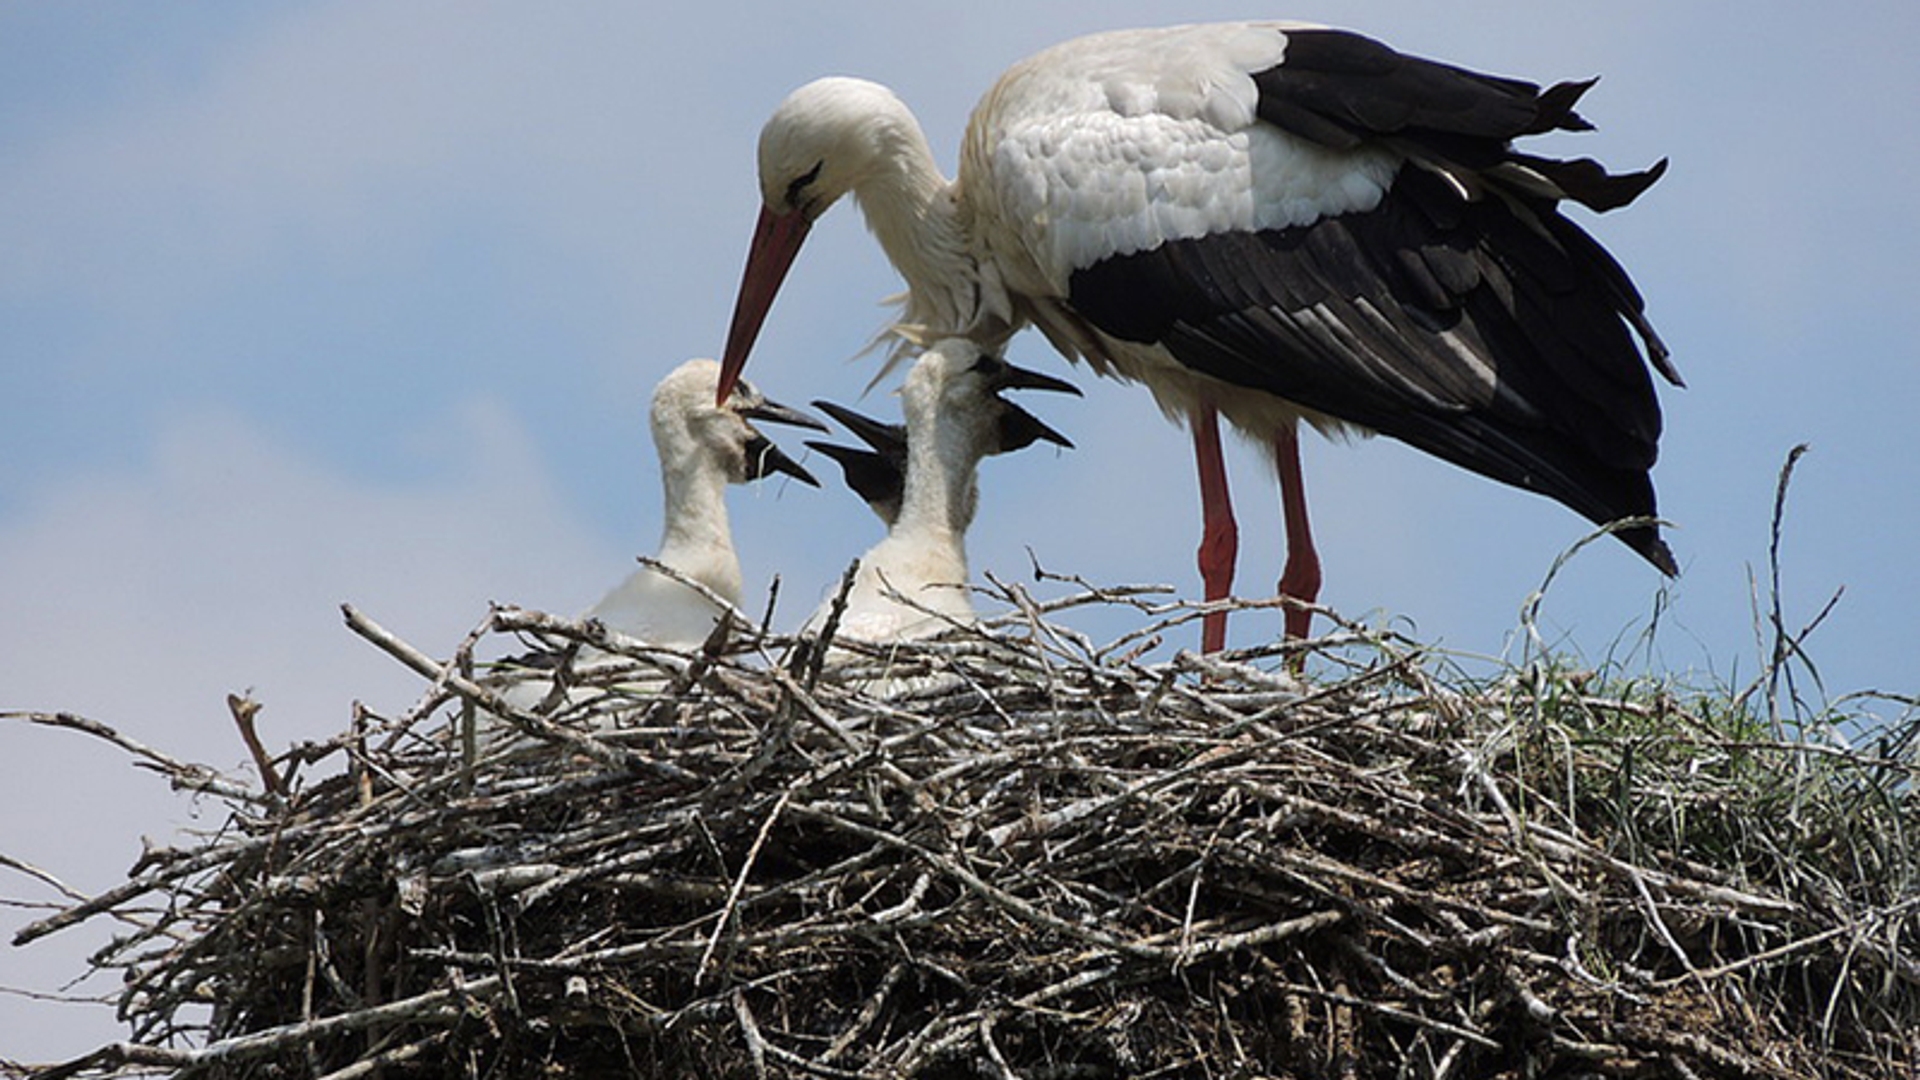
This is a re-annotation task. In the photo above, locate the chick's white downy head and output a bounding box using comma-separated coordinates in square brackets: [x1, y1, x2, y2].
[649, 359, 821, 488]
[899, 340, 1079, 468]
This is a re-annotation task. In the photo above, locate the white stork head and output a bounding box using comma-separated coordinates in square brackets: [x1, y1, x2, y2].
[898, 339, 1078, 484]
[650, 359, 823, 490]
[806, 343, 1078, 528]
[722, 78, 943, 405]
[797, 338, 1077, 647]
[756, 77, 918, 222]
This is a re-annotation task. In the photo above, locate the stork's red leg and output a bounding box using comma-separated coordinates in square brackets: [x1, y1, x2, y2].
[1190, 405, 1238, 654]
[1272, 423, 1322, 641]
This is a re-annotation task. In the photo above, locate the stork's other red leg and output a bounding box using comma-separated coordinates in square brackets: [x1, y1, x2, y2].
[1272, 423, 1322, 642]
[1190, 405, 1238, 654]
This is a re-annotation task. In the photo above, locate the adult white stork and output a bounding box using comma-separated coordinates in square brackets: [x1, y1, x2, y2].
[719, 21, 1680, 653]
[804, 338, 1076, 645]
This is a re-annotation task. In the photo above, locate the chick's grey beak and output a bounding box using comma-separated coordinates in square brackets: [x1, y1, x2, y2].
[744, 431, 821, 487]
[811, 399, 907, 458]
[736, 396, 828, 432]
[993, 362, 1081, 397]
[995, 402, 1075, 455]
[804, 439, 905, 514]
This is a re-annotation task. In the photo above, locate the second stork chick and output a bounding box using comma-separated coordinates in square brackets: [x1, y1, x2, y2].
[806, 338, 1076, 643]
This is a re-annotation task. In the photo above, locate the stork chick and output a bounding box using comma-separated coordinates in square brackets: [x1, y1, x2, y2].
[806, 339, 1075, 644]
[485, 359, 819, 735]
[584, 358, 822, 649]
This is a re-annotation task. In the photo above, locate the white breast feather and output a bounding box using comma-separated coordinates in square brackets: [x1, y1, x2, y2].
[586, 566, 732, 652]
[980, 23, 1399, 287]
[828, 531, 974, 643]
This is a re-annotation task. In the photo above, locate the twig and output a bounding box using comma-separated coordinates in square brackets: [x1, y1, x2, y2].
[698, 790, 792, 986]
[341, 603, 696, 782]
[226, 693, 285, 798]
[4, 711, 265, 806]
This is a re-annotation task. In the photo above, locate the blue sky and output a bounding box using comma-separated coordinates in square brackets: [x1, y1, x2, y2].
[5, 1, 1918, 1061]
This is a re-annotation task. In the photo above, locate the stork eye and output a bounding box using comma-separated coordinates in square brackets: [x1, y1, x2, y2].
[970, 353, 1009, 377]
[785, 161, 824, 209]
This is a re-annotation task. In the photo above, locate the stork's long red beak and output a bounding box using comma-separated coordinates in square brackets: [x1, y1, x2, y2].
[718, 205, 812, 404]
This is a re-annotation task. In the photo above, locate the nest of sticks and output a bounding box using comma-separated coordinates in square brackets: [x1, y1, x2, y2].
[11, 569, 1920, 1079]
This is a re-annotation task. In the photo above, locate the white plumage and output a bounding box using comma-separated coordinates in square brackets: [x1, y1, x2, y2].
[975, 25, 1398, 293]
[584, 358, 820, 650]
[722, 21, 1677, 653]
[805, 339, 1075, 645]
[491, 359, 820, 726]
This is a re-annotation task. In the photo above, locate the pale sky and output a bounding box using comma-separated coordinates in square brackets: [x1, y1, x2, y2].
[5, 1, 1918, 1063]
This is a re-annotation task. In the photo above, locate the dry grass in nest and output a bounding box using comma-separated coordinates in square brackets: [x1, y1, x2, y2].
[6, 565, 1919, 1079]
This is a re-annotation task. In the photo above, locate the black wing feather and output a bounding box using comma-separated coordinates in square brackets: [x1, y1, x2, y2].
[1068, 32, 1679, 572]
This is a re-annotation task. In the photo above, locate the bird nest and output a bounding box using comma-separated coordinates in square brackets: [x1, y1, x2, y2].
[10, 571, 1920, 1080]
